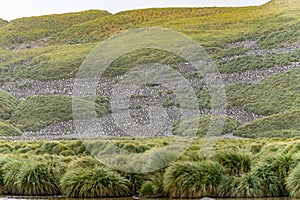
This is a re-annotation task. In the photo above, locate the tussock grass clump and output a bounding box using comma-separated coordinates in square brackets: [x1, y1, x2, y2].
[287, 164, 300, 197]
[67, 156, 103, 169]
[140, 181, 155, 197]
[0, 44, 94, 81]
[0, 156, 16, 193]
[140, 174, 165, 197]
[12, 95, 72, 131]
[164, 161, 226, 197]
[3, 158, 65, 195]
[0, 18, 7, 28]
[143, 149, 179, 173]
[251, 162, 282, 197]
[36, 141, 71, 155]
[16, 160, 64, 195]
[60, 167, 131, 197]
[231, 172, 264, 198]
[219, 50, 300, 74]
[253, 154, 294, 196]
[2, 157, 23, 194]
[214, 151, 251, 176]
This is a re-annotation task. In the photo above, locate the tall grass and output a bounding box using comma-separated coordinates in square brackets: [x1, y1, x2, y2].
[0, 156, 16, 193]
[173, 115, 240, 136]
[140, 174, 165, 197]
[164, 161, 226, 197]
[3, 158, 64, 195]
[231, 172, 264, 198]
[252, 162, 282, 197]
[254, 154, 294, 196]
[1, 139, 300, 197]
[60, 167, 131, 198]
[214, 151, 251, 176]
[16, 160, 64, 195]
[227, 69, 300, 116]
[2, 157, 23, 194]
[67, 156, 103, 169]
[287, 164, 300, 197]
[52, 0, 299, 49]
[143, 149, 179, 173]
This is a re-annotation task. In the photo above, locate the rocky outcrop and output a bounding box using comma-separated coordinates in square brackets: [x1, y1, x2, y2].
[2, 61, 299, 99]
[226, 40, 259, 50]
[8, 37, 50, 50]
[222, 62, 299, 85]
[222, 41, 300, 62]
[22, 105, 261, 137]
[0, 77, 116, 99]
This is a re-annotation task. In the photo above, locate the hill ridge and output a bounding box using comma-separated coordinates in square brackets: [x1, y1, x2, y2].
[0, 10, 111, 47]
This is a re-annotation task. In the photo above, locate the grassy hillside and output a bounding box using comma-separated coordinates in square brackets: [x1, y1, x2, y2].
[0, 90, 21, 136]
[196, 67, 300, 116]
[0, 19, 7, 28]
[0, 44, 94, 82]
[11, 95, 110, 131]
[0, 89, 19, 120]
[0, 0, 297, 50]
[0, 10, 111, 47]
[0, 0, 298, 137]
[0, 121, 22, 136]
[0, 0, 297, 81]
[234, 109, 300, 138]
[173, 115, 240, 136]
[219, 50, 300, 74]
[52, 0, 299, 49]
[226, 68, 300, 115]
[1, 43, 298, 82]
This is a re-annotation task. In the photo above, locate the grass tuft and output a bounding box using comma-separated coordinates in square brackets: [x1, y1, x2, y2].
[60, 167, 131, 197]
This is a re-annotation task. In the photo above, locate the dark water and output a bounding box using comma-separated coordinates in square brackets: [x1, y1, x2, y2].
[0, 197, 291, 200]
[0, 198, 134, 200]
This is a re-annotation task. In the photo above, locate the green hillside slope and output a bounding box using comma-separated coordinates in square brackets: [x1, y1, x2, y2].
[0, 10, 111, 47]
[52, 0, 299, 48]
[0, 89, 19, 120]
[235, 108, 300, 138]
[0, 89, 21, 136]
[173, 115, 240, 136]
[11, 95, 110, 132]
[0, 18, 7, 28]
[0, 0, 298, 137]
[226, 68, 300, 115]
[0, 121, 22, 136]
[0, 44, 94, 82]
